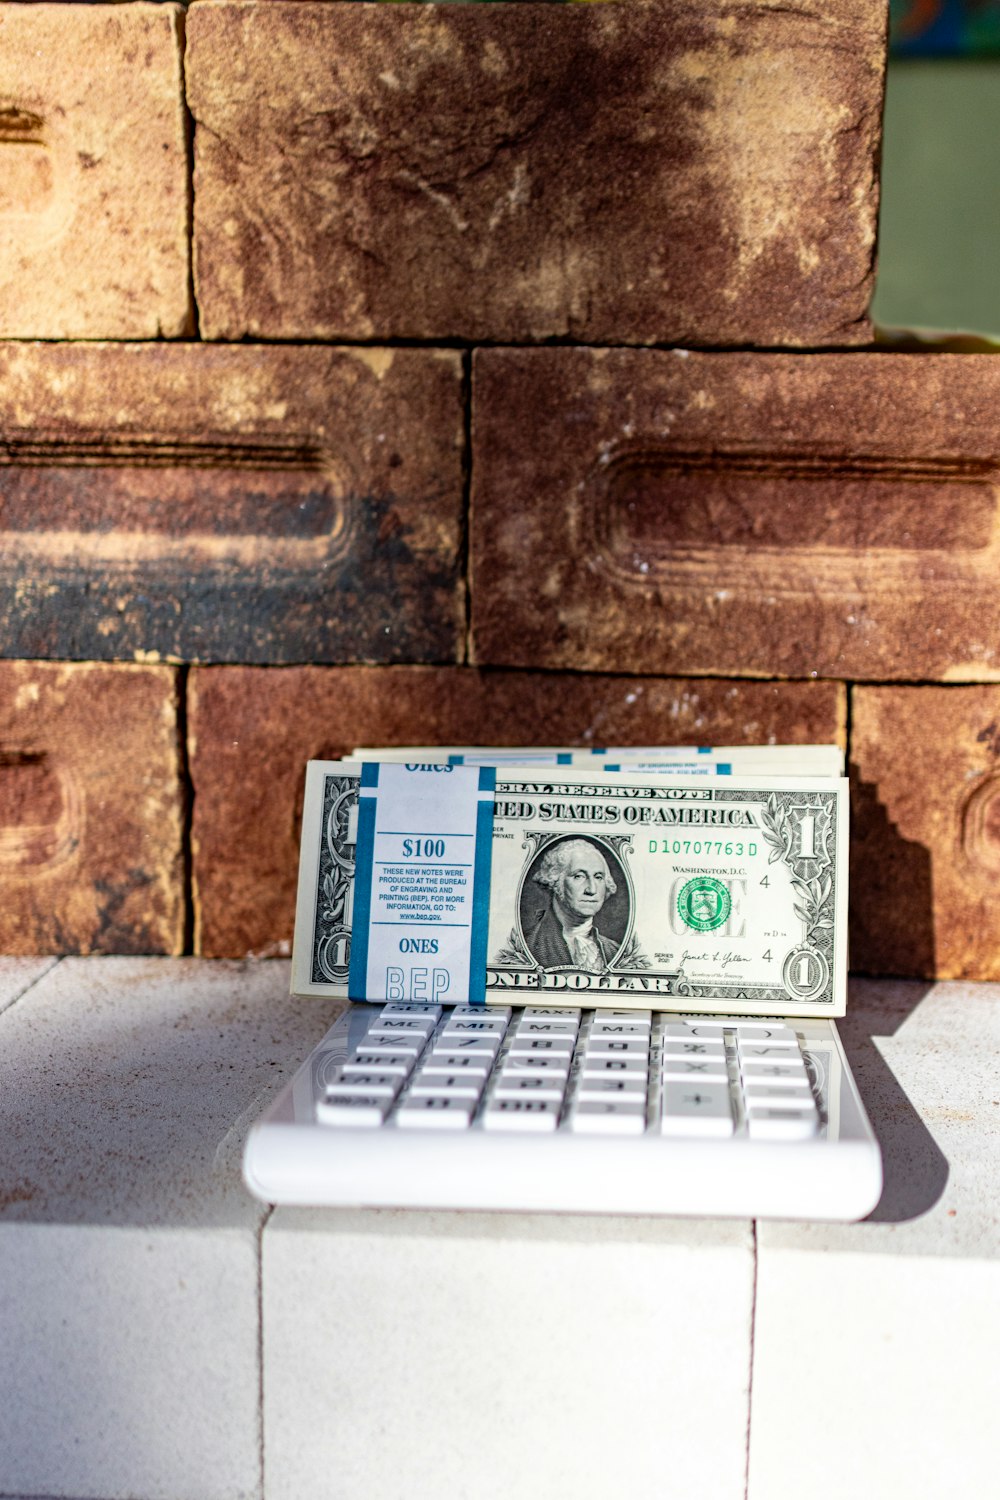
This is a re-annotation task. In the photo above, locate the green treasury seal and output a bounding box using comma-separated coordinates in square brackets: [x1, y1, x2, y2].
[677, 875, 731, 933]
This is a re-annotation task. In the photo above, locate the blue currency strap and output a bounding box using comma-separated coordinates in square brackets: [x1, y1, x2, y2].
[467, 766, 496, 1004]
[347, 762, 380, 1001]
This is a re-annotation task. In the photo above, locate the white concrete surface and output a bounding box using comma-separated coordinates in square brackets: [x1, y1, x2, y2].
[0, 957, 337, 1500]
[749, 979, 1000, 1500]
[4, 962, 998, 1500]
[0, 955, 57, 1017]
[263, 1206, 755, 1500]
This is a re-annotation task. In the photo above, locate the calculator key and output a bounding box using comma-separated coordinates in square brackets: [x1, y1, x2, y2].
[589, 1020, 649, 1038]
[661, 1058, 729, 1081]
[451, 1004, 511, 1022]
[421, 1051, 492, 1075]
[740, 1059, 808, 1080]
[584, 1036, 649, 1057]
[500, 1054, 571, 1076]
[316, 1095, 390, 1127]
[396, 1096, 475, 1129]
[445, 1016, 508, 1033]
[738, 1042, 803, 1058]
[735, 1038, 800, 1056]
[344, 1052, 416, 1077]
[575, 1076, 647, 1101]
[517, 1019, 579, 1036]
[743, 1084, 815, 1108]
[408, 1074, 484, 1100]
[570, 1100, 646, 1135]
[507, 1035, 575, 1056]
[660, 1082, 734, 1137]
[671, 1020, 734, 1036]
[436, 1032, 503, 1056]
[523, 1007, 581, 1021]
[733, 1022, 798, 1043]
[746, 1106, 818, 1140]
[579, 1055, 647, 1076]
[483, 1098, 561, 1132]
[370, 1012, 438, 1029]
[596, 1009, 651, 1026]
[441, 1014, 504, 1033]
[379, 1003, 442, 1019]
[356, 1034, 426, 1057]
[324, 1071, 402, 1099]
[367, 1017, 436, 1037]
[662, 1036, 726, 1057]
[492, 1075, 567, 1101]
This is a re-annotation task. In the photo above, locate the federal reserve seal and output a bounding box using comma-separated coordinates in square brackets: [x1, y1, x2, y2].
[677, 876, 731, 933]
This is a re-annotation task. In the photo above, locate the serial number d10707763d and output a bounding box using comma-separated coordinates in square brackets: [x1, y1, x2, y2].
[648, 839, 758, 857]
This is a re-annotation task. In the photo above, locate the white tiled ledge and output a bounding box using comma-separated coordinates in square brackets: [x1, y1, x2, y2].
[0, 959, 996, 1500]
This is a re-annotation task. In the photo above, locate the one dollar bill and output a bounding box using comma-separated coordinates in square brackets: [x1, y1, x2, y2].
[292, 762, 848, 1017]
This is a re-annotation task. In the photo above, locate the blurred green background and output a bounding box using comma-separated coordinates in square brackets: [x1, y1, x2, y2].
[873, 60, 1000, 340]
[875, 0, 1000, 338]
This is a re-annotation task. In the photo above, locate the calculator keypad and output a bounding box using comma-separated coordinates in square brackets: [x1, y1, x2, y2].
[316, 1004, 820, 1140]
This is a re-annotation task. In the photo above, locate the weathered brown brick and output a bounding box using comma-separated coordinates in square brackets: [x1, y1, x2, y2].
[0, 343, 464, 665]
[472, 350, 1000, 682]
[0, 662, 183, 954]
[851, 687, 1000, 982]
[0, 4, 190, 338]
[189, 664, 844, 956]
[187, 0, 883, 345]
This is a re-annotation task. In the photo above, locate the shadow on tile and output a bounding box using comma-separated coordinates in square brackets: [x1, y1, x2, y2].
[841, 980, 949, 1223]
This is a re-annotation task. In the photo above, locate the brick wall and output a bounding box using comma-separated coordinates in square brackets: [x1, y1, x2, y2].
[3, 0, 995, 982]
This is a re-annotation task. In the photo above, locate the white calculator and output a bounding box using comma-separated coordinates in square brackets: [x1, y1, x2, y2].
[243, 1001, 882, 1220]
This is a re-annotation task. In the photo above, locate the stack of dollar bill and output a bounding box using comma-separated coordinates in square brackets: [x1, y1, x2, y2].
[292, 745, 848, 1018]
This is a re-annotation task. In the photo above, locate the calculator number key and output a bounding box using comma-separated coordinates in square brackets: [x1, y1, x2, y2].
[408, 1074, 485, 1100]
[395, 1096, 476, 1130]
[482, 1098, 561, 1132]
[491, 1075, 566, 1101]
